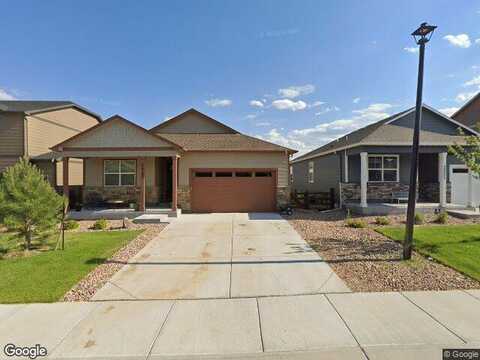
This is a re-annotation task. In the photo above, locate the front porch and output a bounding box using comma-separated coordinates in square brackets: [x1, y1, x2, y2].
[339, 150, 468, 215]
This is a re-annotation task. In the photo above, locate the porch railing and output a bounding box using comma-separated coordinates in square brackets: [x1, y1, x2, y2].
[292, 188, 336, 210]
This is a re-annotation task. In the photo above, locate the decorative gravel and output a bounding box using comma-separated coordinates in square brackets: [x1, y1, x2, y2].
[285, 209, 480, 292]
[62, 221, 166, 302]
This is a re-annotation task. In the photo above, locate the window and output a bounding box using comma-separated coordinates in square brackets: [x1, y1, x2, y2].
[368, 155, 399, 182]
[215, 172, 233, 177]
[104, 160, 136, 186]
[195, 171, 213, 177]
[255, 171, 272, 177]
[308, 161, 314, 183]
[235, 171, 252, 177]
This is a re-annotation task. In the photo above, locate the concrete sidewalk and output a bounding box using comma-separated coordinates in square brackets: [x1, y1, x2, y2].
[1, 290, 480, 359]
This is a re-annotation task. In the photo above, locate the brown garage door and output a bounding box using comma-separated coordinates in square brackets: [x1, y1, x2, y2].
[191, 169, 276, 212]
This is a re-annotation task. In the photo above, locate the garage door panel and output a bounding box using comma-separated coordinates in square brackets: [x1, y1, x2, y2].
[191, 170, 276, 212]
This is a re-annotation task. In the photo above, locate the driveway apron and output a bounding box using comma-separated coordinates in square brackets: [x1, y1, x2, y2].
[93, 213, 349, 301]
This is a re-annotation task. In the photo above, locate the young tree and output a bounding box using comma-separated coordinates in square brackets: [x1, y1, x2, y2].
[0, 158, 64, 251]
[449, 129, 480, 176]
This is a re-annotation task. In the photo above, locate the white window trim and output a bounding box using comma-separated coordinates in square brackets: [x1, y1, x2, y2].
[104, 159, 137, 187]
[308, 161, 314, 183]
[367, 154, 399, 182]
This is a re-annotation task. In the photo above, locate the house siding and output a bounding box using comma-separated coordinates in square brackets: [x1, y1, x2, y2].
[153, 112, 233, 134]
[291, 152, 340, 196]
[0, 112, 24, 156]
[26, 107, 99, 158]
[392, 109, 462, 135]
[452, 99, 480, 129]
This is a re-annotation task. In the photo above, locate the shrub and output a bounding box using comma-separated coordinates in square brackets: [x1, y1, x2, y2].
[435, 211, 448, 224]
[0, 158, 63, 250]
[346, 218, 366, 228]
[63, 219, 79, 230]
[375, 216, 390, 225]
[414, 212, 424, 225]
[92, 219, 108, 230]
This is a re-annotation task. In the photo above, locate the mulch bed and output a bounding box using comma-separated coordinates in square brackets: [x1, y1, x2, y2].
[285, 209, 480, 292]
[62, 221, 166, 301]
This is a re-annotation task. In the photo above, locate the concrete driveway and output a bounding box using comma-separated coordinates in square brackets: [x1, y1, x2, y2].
[93, 213, 349, 300]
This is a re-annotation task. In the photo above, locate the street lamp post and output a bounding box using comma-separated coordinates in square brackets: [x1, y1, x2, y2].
[404, 22, 437, 260]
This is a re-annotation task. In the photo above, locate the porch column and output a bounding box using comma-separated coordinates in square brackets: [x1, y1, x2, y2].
[344, 151, 349, 183]
[360, 152, 368, 207]
[438, 152, 447, 207]
[172, 156, 178, 211]
[139, 158, 146, 212]
[62, 157, 70, 201]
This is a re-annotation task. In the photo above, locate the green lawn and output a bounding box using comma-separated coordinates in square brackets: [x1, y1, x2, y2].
[377, 224, 480, 281]
[0, 230, 142, 303]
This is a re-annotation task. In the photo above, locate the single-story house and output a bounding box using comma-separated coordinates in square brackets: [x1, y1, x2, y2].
[51, 108, 296, 213]
[291, 104, 480, 214]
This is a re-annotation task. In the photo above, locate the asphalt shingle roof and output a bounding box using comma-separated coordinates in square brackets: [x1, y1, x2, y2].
[159, 133, 296, 153]
[0, 100, 74, 113]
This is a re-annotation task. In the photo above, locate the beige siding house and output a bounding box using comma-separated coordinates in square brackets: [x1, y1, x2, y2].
[0, 101, 101, 186]
[52, 108, 296, 213]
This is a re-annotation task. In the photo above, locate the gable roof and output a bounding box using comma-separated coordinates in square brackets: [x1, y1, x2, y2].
[159, 133, 296, 153]
[0, 100, 102, 122]
[51, 115, 182, 151]
[452, 92, 480, 119]
[292, 104, 479, 164]
[150, 108, 238, 134]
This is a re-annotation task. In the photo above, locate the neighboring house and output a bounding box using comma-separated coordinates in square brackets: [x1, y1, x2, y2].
[291, 104, 480, 213]
[452, 92, 480, 130]
[51, 108, 296, 213]
[0, 101, 101, 186]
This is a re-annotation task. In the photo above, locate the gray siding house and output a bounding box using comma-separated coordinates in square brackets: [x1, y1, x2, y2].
[291, 105, 480, 214]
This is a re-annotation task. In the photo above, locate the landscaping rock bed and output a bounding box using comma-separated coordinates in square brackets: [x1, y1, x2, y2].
[62, 222, 166, 301]
[285, 209, 480, 292]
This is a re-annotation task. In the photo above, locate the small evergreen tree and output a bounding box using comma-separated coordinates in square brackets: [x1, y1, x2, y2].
[449, 128, 480, 176]
[0, 158, 64, 251]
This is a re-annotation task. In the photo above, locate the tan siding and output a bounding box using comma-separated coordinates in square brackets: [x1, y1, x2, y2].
[56, 159, 84, 186]
[178, 152, 289, 187]
[0, 157, 21, 172]
[26, 108, 99, 158]
[64, 118, 174, 149]
[84, 157, 155, 186]
[155, 112, 232, 134]
[0, 112, 24, 156]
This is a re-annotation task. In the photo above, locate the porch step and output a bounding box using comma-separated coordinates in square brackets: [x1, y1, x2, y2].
[447, 209, 480, 219]
[132, 214, 170, 224]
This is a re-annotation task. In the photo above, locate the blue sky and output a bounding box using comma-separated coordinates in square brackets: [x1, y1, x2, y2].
[1, 0, 480, 155]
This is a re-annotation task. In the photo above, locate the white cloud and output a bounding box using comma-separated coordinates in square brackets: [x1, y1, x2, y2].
[255, 121, 271, 127]
[439, 107, 459, 116]
[245, 114, 258, 120]
[476, 39, 480, 45]
[0, 88, 16, 100]
[271, 99, 307, 111]
[443, 34, 471, 48]
[455, 91, 477, 103]
[315, 106, 339, 116]
[353, 97, 361, 104]
[256, 103, 393, 157]
[464, 76, 480, 87]
[278, 84, 315, 99]
[249, 100, 264, 108]
[309, 100, 325, 108]
[205, 98, 232, 107]
[403, 47, 419, 53]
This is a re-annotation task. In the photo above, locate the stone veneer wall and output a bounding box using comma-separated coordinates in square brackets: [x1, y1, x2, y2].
[83, 186, 159, 206]
[276, 186, 290, 208]
[341, 182, 451, 204]
[177, 185, 191, 211]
